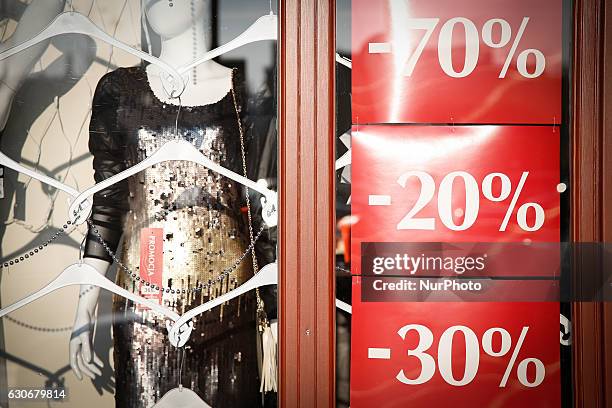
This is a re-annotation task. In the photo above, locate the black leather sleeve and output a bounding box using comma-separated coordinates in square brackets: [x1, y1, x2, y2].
[83, 71, 129, 262]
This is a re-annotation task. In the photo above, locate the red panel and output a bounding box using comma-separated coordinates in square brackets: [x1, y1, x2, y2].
[352, 0, 562, 124]
[350, 290, 561, 408]
[351, 125, 561, 275]
[349, 125, 562, 406]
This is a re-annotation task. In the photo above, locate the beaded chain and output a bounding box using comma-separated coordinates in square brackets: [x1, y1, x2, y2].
[336, 266, 351, 274]
[1, 221, 73, 268]
[88, 219, 265, 295]
[5, 315, 74, 333]
[0, 213, 263, 296]
[3, 285, 97, 333]
[229, 71, 271, 331]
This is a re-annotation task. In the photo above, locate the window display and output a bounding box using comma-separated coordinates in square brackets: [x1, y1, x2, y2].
[1, 0, 611, 407]
[0, 1, 278, 407]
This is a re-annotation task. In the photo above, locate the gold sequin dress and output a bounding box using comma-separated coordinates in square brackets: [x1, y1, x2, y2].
[84, 66, 260, 407]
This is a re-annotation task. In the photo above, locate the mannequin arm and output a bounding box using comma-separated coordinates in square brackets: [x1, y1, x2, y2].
[69, 256, 109, 380]
[76, 257, 109, 314]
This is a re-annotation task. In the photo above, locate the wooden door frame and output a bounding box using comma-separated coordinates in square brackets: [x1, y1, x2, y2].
[571, 0, 612, 407]
[278, 0, 336, 407]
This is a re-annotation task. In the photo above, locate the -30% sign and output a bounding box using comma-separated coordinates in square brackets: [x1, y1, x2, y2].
[369, 171, 551, 232]
[368, 325, 545, 387]
[369, 17, 544, 78]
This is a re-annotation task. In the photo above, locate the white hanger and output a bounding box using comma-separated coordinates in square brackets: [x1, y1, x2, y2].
[335, 299, 352, 314]
[166, 262, 352, 345]
[0, 260, 198, 348]
[67, 139, 278, 227]
[167, 262, 277, 346]
[153, 385, 212, 408]
[335, 147, 351, 171]
[1, 142, 277, 228]
[335, 53, 352, 69]
[0, 259, 345, 346]
[0, 150, 80, 198]
[0, 11, 185, 97]
[0, 262, 180, 321]
[178, 12, 277, 75]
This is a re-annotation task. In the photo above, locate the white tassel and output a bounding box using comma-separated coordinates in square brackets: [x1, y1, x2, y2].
[259, 324, 278, 393]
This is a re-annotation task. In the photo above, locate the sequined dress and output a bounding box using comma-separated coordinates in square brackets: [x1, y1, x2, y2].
[83, 66, 260, 407]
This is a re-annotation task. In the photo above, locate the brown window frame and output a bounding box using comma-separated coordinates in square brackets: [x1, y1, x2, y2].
[571, 1, 612, 407]
[278, 0, 336, 406]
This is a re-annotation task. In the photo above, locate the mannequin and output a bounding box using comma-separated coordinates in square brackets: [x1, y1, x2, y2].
[143, 0, 233, 106]
[70, 0, 262, 406]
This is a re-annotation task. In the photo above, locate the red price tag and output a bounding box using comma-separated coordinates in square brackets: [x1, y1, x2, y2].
[352, 0, 562, 124]
[139, 228, 164, 308]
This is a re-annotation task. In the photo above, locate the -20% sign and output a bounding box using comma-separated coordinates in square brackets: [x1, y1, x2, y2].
[369, 17, 544, 78]
[368, 325, 545, 387]
[369, 171, 548, 232]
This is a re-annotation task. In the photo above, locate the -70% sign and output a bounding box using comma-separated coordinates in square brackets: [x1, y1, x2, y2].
[369, 17, 544, 78]
[368, 325, 545, 387]
[369, 171, 553, 232]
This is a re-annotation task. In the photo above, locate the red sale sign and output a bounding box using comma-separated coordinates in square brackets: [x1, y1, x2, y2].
[352, 0, 562, 124]
[351, 125, 561, 273]
[350, 296, 561, 408]
[349, 126, 562, 407]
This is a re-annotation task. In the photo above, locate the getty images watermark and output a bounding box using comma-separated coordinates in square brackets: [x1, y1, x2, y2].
[357, 242, 612, 302]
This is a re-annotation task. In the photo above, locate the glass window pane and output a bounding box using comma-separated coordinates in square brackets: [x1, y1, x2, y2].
[0, 1, 278, 406]
[335, 1, 572, 407]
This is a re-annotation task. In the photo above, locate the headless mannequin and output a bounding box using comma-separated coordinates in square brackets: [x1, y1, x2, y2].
[69, 0, 234, 380]
[144, 0, 232, 106]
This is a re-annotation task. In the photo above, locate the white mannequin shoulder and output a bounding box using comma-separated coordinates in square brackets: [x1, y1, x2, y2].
[146, 63, 233, 107]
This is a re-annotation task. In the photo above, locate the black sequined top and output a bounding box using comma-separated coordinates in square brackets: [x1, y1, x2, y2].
[83, 66, 247, 264]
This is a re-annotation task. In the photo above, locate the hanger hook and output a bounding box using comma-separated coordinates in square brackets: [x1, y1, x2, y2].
[141, 0, 153, 56]
[160, 71, 186, 100]
[269, 0, 273, 15]
[79, 236, 86, 265]
[178, 347, 185, 390]
[68, 0, 75, 13]
[174, 95, 182, 138]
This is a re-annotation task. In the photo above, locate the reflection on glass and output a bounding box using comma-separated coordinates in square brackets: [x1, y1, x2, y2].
[335, 1, 352, 407]
[0, 1, 278, 407]
[335, 1, 572, 407]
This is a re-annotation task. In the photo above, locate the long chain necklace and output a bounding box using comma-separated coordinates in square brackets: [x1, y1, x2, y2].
[229, 72, 270, 330]
[190, 0, 198, 86]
